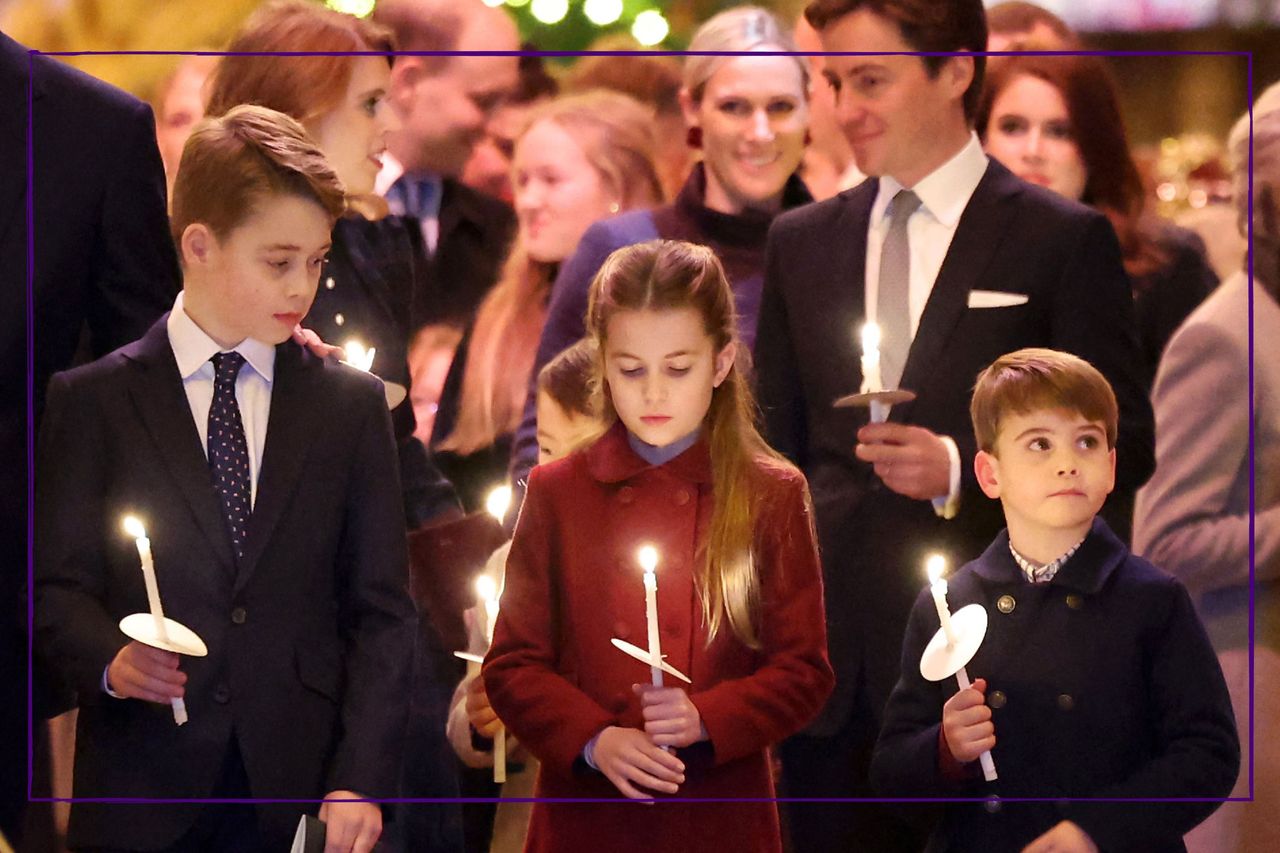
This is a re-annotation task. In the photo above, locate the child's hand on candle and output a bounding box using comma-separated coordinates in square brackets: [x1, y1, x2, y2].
[592, 726, 686, 800]
[941, 677, 996, 764]
[106, 642, 185, 704]
[464, 674, 502, 738]
[318, 790, 383, 853]
[635, 684, 707, 748]
[1021, 820, 1099, 853]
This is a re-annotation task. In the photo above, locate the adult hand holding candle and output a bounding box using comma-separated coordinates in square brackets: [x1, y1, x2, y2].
[121, 515, 187, 725]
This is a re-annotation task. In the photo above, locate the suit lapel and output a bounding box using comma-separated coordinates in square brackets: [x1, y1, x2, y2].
[125, 319, 237, 571]
[894, 162, 1022, 422]
[234, 343, 325, 593]
[0, 36, 36, 247]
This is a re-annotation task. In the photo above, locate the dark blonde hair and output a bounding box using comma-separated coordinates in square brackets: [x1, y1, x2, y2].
[970, 348, 1118, 454]
[437, 92, 663, 455]
[170, 104, 346, 250]
[537, 338, 598, 420]
[586, 240, 799, 649]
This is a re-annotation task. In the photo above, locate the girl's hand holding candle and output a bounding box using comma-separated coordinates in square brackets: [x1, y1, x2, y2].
[635, 684, 707, 749]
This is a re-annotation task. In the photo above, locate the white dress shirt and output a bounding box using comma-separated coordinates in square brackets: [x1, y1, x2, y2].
[166, 291, 275, 508]
[376, 150, 442, 254]
[864, 133, 990, 516]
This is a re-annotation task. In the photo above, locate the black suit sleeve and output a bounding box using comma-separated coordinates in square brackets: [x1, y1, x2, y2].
[329, 383, 417, 797]
[34, 371, 128, 702]
[85, 97, 180, 358]
[754, 219, 808, 467]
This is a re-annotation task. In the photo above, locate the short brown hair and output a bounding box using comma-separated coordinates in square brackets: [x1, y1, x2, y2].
[205, 0, 395, 125]
[986, 1, 1077, 49]
[804, 0, 988, 122]
[970, 348, 1118, 453]
[536, 338, 598, 419]
[170, 104, 346, 250]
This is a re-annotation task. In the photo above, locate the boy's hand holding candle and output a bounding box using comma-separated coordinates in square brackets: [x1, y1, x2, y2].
[464, 675, 501, 739]
[941, 677, 995, 764]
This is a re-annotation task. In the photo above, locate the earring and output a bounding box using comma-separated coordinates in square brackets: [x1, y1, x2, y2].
[803, 129, 813, 147]
[686, 126, 703, 149]
[609, 201, 620, 214]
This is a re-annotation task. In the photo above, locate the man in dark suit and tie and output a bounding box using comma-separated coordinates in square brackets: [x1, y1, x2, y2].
[34, 106, 416, 852]
[370, 0, 518, 332]
[0, 32, 181, 845]
[753, 2, 1154, 850]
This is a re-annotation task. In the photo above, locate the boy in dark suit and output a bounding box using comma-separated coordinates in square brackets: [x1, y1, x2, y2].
[34, 105, 416, 853]
[871, 348, 1239, 852]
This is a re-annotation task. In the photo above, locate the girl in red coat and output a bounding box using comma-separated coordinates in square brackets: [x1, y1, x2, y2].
[483, 239, 834, 852]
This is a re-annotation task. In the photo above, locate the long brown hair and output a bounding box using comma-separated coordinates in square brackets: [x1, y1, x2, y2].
[437, 92, 664, 455]
[585, 240, 799, 649]
[977, 53, 1168, 282]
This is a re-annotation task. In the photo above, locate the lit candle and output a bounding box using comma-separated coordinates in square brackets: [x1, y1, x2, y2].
[638, 545, 663, 688]
[486, 485, 513, 526]
[926, 554, 957, 647]
[473, 573, 505, 782]
[860, 322, 883, 394]
[342, 340, 376, 373]
[121, 516, 187, 725]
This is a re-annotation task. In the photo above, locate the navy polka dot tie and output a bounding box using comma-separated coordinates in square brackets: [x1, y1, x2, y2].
[209, 352, 251, 560]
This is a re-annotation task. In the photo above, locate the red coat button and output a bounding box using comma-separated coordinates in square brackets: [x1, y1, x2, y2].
[613, 621, 630, 638]
[619, 486, 635, 504]
[674, 489, 691, 506]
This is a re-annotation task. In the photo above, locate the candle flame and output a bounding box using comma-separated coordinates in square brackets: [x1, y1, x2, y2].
[343, 340, 376, 373]
[475, 574, 497, 603]
[861, 322, 881, 354]
[121, 515, 146, 540]
[638, 544, 658, 574]
[926, 553, 947, 583]
[486, 485, 513, 523]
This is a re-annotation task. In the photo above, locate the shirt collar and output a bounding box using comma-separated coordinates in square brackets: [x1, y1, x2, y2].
[1008, 535, 1086, 584]
[374, 150, 406, 198]
[871, 133, 989, 229]
[586, 421, 713, 485]
[166, 291, 276, 383]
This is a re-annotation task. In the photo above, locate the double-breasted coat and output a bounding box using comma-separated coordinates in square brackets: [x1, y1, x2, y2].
[871, 518, 1240, 852]
[483, 423, 834, 852]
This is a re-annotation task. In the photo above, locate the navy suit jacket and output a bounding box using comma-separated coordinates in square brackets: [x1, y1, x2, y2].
[871, 518, 1239, 852]
[754, 159, 1155, 733]
[34, 319, 416, 850]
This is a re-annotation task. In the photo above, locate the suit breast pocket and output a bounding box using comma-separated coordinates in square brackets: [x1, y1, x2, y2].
[295, 644, 344, 703]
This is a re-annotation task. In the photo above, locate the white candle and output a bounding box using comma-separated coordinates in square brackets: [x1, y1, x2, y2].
[472, 574, 505, 782]
[926, 554, 957, 647]
[860, 322, 883, 395]
[475, 575, 498, 646]
[121, 516, 187, 725]
[486, 485, 513, 526]
[638, 545, 663, 688]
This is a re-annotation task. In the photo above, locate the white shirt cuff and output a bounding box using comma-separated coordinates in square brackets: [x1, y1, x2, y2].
[583, 730, 604, 770]
[102, 666, 124, 699]
[932, 436, 962, 520]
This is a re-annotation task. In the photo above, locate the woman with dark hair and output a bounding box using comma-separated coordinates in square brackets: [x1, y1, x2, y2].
[977, 52, 1216, 385]
[509, 5, 814, 492]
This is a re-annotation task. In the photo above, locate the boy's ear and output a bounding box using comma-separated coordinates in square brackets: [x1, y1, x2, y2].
[180, 223, 216, 268]
[1105, 447, 1117, 495]
[712, 341, 736, 388]
[974, 449, 1001, 500]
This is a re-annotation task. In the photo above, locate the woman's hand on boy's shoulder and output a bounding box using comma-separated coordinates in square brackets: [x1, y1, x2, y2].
[292, 325, 344, 361]
[592, 726, 685, 801]
[1021, 820, 1098, 853]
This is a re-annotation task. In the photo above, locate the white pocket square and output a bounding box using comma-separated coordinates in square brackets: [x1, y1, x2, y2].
[968, 290, 1029, 308]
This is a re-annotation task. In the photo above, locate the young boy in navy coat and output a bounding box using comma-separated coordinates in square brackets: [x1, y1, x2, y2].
[34, 105, 416, 853]
[871, 348, 1238, 852]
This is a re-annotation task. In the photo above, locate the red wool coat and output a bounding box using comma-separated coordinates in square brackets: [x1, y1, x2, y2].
[484, 423, 834, 852]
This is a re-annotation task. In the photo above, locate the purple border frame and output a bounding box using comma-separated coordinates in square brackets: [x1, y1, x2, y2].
[25, 47, 1257, 807]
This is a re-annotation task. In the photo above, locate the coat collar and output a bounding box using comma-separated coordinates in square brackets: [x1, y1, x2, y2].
[584, 420, 713, 485]
[969, 516, 1129, 595]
